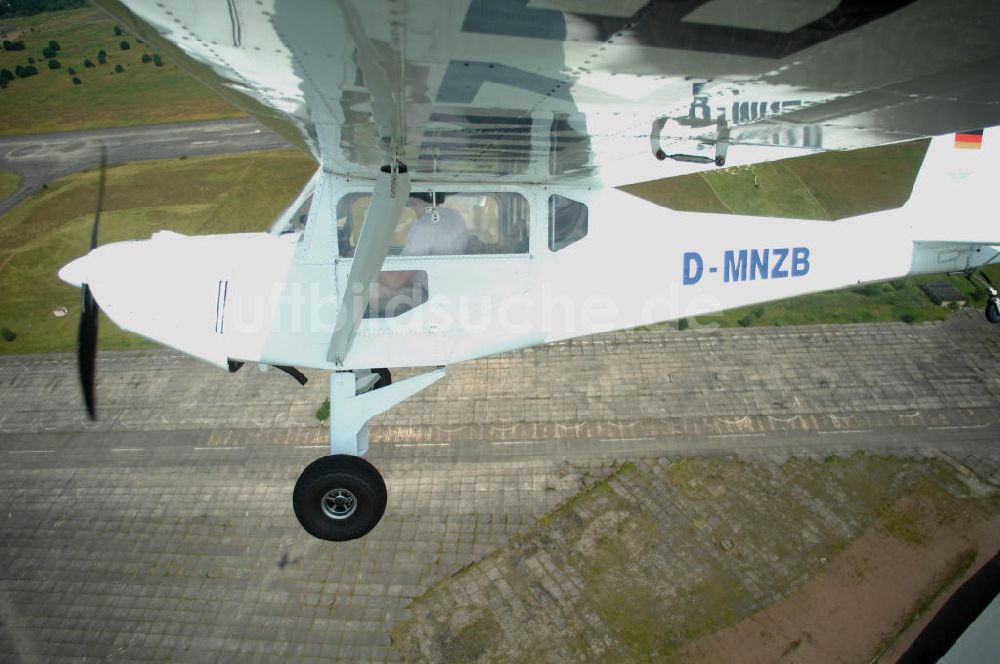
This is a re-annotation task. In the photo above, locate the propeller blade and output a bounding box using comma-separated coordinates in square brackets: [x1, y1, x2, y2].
[78, 284, 99, 420]
[77, 146, 106, 420]
[90, 147, 106, 250]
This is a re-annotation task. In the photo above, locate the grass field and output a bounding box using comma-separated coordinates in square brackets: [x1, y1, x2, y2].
[624, 140, 928, 221]
[0, 150, 314, 354]
[0, 8, 242, 136]
[0, 171, 21, 201]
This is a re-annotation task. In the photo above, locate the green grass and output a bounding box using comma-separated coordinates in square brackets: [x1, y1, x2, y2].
[0, 8, 242, 136]
[0, 171, 22, 201]
[876, 503, 928, 546]
[707, 162, 829, 218]
[694, 268, 1000, 330]
[622, 140, 927, 221]
[442, 610, 501, 664]
[0, 150, 315, 354]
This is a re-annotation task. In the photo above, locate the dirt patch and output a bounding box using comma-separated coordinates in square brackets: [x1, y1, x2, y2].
[676, 488, 1000, 663]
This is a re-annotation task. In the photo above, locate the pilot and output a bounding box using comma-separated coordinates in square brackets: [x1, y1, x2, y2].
[378, 192, 467, 289]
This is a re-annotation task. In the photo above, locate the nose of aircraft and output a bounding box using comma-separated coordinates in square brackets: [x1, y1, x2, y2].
[58, 253, 91, 288]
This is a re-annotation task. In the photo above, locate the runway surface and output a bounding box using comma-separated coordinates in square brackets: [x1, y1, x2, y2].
[0, 119, 289, 217]
[1, 312, 999, 661]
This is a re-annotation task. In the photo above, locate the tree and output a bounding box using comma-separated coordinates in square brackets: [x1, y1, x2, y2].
[141, 53, 152, 63]
[0, 68, 13, 83]
[42, 46, 56, 59]
[3, 40, 25, 51]
[97, 49, 106, 65]
[119, 40, 129, 51]
[27, 56, 34, 63]
[47, 59, 60, 69]
[48, 40, 60, 52]
[72, 77, 81, 85]
[114, 63, 124, 73]
[152, 54, 163, 67]
[1, 1, 87, 18]
[83, 58, 94, 68]
[14, 64, 38, 78]
[113, 25, 122, 36]
[67, 67, 75, 75]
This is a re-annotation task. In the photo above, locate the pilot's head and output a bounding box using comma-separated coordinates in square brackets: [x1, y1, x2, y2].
[407, 191, 447, 215]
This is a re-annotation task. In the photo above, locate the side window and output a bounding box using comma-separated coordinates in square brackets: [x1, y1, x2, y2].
[548, 195, 588, 251]
[337, 191, 529, 257]
[455, 192, 529, 255]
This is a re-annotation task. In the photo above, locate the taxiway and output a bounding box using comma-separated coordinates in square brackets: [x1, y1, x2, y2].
[0, 119, 288, 217]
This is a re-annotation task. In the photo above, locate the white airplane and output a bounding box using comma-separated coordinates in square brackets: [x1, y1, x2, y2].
[60, 0, 1000, 540]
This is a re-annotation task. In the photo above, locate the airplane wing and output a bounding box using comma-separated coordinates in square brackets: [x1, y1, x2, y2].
[92, 0, 1000, 186]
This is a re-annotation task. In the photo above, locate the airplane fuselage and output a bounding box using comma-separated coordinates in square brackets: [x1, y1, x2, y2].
[61, 154, 1000, 374]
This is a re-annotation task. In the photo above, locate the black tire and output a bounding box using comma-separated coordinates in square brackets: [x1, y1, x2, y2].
[292, 455, 387, 541]
[373, 368, 392, 389]
[986, 300, 1000, 324]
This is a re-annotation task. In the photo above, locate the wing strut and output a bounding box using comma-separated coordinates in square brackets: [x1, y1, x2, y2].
[327, 164, 410, 365]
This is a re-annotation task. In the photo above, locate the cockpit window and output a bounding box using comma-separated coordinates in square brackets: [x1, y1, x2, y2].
[337, 191, 529, 257]
[548, 195, 588, 251]
[365, 271, 428, 319]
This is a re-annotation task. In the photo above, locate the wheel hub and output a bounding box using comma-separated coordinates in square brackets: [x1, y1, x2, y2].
[320, 488, 357, 520]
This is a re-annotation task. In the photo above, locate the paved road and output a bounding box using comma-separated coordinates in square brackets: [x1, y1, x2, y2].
[0, 119, 290, 217]
[1, 312, 999, 661]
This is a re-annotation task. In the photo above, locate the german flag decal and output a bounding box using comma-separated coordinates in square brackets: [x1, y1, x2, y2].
[954, 129, 984, 149]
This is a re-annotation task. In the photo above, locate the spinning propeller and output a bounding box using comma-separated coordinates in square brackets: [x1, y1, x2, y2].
[77, 148, 107, 420]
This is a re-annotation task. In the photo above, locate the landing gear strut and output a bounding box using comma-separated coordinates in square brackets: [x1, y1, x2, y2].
[963, 270, 1000, 324]
[293, 367, 445, 541]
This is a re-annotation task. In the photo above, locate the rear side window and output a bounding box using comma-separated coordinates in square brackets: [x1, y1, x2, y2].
[548, 195, 587, 251]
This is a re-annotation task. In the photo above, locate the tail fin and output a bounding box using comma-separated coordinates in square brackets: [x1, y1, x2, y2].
[906, 126, 1000, 244]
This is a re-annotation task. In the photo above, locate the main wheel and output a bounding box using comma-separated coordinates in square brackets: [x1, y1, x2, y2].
[373, 368, 392, 389]
[986, 300, 1000, 324]
[293, 455, 387, 541]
